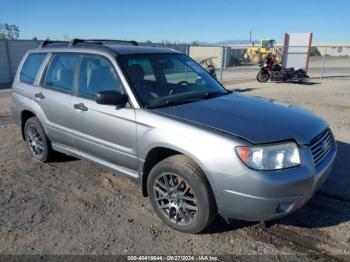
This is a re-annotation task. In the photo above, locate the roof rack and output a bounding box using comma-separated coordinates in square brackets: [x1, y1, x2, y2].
[39, 40, 69, 48]
[38, 39, 139, 49]
[68, 38, 139, 47]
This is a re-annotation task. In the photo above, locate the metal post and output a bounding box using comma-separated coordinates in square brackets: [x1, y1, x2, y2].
[320, 47, 327, 79]
[223, 46, 228, 70]
[220, 46, 225, 81]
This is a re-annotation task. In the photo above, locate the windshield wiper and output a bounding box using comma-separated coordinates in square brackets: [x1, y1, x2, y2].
[198, 90, 232, 100]
[146, 91, 232, 109]
[146, 98, 200, 109]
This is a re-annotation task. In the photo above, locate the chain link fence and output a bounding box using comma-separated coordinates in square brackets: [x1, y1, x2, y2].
[190, 45, 350, 84]
[1, 39, 349, 89]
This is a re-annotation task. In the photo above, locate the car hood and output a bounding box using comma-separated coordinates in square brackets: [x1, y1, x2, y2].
[152, 93, 327, 145]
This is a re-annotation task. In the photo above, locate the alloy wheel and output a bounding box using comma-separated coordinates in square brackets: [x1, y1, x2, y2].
[153, 172, 198, 226]
[26, 124, 45, 157]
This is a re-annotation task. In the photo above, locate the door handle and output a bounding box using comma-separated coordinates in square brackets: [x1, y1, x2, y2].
[74, 103, 88, 111]
[34, 92, 45, 100]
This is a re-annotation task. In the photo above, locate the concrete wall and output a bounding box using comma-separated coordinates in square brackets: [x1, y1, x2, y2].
[189, 46, 230, 69]
[315, 46, 350, 56]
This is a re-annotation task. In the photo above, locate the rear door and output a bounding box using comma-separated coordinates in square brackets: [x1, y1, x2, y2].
[71, 54, 137, 173]
[14, 52, 48, 114]
[40, 53, 79, 148]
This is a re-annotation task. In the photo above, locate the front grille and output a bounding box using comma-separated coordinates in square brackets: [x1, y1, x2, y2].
[310, 129, 335, 166]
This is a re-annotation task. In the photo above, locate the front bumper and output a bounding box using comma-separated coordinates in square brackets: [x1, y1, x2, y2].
[210, 146, 337, 222]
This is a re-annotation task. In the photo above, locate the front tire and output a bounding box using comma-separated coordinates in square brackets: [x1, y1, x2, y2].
[257, 71, 270, 82]
[147, 155, 217, 233]
[24, 117, 53, 162]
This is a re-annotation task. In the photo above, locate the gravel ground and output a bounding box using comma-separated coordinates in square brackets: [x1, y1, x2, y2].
[0, 78, 349, 260]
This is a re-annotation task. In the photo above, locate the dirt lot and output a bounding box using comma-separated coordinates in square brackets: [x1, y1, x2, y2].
[0, 78, 349, 260]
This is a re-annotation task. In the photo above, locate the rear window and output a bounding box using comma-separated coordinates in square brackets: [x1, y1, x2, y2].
[20, 53, 47, 84]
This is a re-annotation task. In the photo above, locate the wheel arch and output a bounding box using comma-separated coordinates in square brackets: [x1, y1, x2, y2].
[21, 110, 37, 140]
[141, 146, 213, 198]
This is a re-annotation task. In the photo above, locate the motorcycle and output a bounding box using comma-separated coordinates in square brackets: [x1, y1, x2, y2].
[199, 57, 217, 79]
[256, 61, 309, 83]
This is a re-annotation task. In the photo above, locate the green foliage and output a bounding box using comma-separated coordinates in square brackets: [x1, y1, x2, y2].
[0, 23, 20, 39]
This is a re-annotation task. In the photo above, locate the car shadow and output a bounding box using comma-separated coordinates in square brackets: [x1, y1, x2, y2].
[280, 80, 321, 85]
[203, 216, 256, 234]
[51, 151, 78, 163]
[202, 140, 350, 233]
[292, 80, 321, 85]
[233, 87, 256, 93]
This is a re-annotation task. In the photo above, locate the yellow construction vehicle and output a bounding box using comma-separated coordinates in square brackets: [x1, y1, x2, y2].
[244, 39, 282, 64]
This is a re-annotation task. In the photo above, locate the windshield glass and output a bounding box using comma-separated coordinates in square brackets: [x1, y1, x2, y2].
[119, 53, 227, 108]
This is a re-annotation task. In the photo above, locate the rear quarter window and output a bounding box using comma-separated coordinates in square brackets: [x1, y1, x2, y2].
[20, 53, 47, 84]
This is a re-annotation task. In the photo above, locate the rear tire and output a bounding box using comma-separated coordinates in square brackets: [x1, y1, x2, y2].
[147, 155, 217, 233]
[24, 117, 53, 162]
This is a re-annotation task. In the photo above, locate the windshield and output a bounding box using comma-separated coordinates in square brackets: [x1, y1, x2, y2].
[119, 53, 227, 108]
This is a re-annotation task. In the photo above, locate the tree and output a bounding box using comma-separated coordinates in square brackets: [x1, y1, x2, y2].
[145, 40, 152, 44]
[191, 41, 199, 46]
[0, 23, 20, 39]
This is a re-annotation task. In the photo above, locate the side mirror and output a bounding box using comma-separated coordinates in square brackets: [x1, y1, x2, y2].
[96, 90, 128, 106]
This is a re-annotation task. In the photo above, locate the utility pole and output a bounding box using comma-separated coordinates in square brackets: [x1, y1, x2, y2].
[249, 30, 252, 44]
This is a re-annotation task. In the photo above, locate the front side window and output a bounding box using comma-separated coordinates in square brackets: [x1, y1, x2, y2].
[77, 55, 123, 98]
[42, 54, 78, 93]
[119, 53, 227, 108]
[20, 53, 47, 84]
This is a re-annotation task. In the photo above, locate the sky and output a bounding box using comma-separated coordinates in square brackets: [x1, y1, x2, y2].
[1, 0, 349, 43]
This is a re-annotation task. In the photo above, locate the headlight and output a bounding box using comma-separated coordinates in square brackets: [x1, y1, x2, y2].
[235, 142, 300, 171]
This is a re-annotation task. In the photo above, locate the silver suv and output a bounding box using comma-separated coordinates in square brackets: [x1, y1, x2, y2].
[12, 39, 337, 233]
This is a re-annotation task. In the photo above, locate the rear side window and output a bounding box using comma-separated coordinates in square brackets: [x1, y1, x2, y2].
[20, 53, 47, 84]
[43, 54, 78, 93]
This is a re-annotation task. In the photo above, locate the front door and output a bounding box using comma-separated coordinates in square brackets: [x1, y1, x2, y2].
[71, 54, 138, 173]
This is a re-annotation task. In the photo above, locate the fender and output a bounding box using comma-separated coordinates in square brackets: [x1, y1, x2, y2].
[136, 113, 248, 188]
